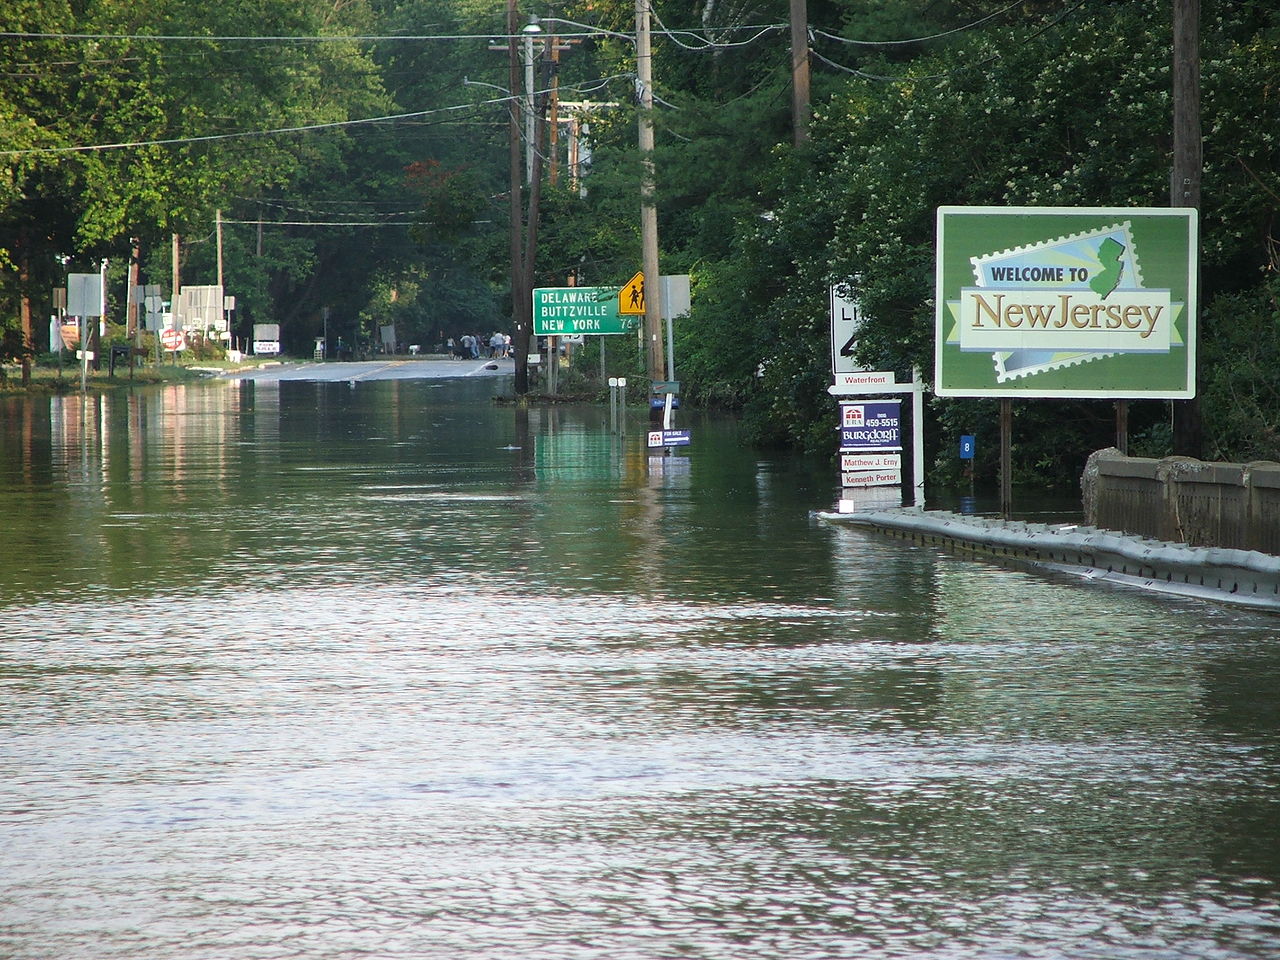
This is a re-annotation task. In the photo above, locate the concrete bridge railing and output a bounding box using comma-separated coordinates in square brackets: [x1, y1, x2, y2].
[1082, 448, 1280, 554]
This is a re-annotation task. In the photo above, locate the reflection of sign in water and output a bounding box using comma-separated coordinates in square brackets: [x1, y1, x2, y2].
[936, 207, 1197, 398]
[838, 400, 901, 451]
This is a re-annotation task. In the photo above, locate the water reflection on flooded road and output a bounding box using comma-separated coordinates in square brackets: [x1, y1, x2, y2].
[1, 378, 1278, 959]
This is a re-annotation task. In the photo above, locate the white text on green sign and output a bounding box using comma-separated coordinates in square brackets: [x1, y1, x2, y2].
[533, 287, 638, 336]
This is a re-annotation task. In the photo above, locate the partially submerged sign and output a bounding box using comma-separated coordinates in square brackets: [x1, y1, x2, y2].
[647, 428, 691, 448]
[935, 206, 1197, 398]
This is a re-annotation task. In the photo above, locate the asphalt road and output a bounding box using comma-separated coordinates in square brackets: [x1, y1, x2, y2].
[222, 357, 515, 382]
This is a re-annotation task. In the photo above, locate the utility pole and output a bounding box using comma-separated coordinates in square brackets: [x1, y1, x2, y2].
[548, 19, 562, 186]
[524, 27, 537, 184]
[171, 232, 181, 323]
[128, 237, 141, 377]
[636, 0, 664, 384]
[1171, 0, 1202, 458]
[18, 228, 31, 386]
[789, 0, 810, 146]
[508, 0, 530, 394]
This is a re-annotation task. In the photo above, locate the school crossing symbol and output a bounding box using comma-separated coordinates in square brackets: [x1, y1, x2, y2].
[619, 271, 645, 315]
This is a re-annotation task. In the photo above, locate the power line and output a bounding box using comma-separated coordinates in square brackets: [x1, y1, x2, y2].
[0, 5, 1078, 52]
[811, 0, 1090, 84]
[810, 1, 1025, 47]
[221, 219, 418, 226]
[0, 75, 630, 158]
[0, 102, 491, 157]
[0, 29, 608, 44]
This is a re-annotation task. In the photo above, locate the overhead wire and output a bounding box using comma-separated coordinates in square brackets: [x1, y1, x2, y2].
[0, 74, 633, 157]
[810, 0, 1025, 48]
[0, 5, 1092, 167]
[810, 0, 1091, 84]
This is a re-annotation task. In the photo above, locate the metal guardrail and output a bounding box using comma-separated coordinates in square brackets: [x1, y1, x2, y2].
[816, 507, 1280, 612]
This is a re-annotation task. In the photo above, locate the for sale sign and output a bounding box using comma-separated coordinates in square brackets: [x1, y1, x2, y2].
[838, 400, 901, 451]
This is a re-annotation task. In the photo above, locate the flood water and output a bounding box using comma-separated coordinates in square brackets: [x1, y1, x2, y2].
[2, 376, 1279, 959]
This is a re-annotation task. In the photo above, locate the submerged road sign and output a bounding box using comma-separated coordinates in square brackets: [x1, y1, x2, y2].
[647, 428, 691, 448]
[533, 287, 639, 336]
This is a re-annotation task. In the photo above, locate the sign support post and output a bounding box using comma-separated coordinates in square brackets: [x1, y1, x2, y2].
[1000, 398, 1012, 519]
[911, 368, 925, 506]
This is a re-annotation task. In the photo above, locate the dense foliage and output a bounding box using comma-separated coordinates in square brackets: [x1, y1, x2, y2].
[2, 0, 1278, 483]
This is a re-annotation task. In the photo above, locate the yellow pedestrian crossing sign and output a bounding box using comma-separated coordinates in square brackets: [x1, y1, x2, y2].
[619, 271, 645, 315]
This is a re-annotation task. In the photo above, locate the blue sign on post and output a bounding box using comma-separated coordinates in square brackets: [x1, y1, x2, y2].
[960, 435, 976, 459]
[837, 400, 902, 451]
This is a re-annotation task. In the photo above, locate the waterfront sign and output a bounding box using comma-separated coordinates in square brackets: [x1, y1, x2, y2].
[534, 287, 639, 336]
[828, 370, 905, 395]
[935, 206, 1197, 398]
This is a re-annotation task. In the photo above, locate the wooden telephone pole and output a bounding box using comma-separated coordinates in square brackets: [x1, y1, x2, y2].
[636, 0, 664, 384]
[1171, 0, 1202, 457]
[789, 0, 810, 146]
[508, 0, 530, 394]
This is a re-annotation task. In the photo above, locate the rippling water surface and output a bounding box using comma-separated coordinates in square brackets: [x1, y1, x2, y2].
[2, 378, 1279, 959]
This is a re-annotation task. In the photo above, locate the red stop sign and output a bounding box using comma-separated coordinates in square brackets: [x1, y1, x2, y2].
[160, 328, 184, 351]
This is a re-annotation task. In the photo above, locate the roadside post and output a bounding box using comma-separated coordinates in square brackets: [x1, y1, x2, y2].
[608, 377, 627, 433]
[67, 271, 104, 393]
[960, 434, 976, 497]
[828, 283, 926, 510]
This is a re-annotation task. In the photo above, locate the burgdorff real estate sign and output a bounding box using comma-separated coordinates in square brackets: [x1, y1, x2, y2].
[934, 206, 1197, 398]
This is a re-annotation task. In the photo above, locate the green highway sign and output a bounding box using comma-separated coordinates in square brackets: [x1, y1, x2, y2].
[533, 287, 640, 336]
[935, 206, 1197, 398]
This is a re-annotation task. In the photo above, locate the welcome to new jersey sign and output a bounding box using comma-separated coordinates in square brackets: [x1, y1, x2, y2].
[935, 207, 1197, 398]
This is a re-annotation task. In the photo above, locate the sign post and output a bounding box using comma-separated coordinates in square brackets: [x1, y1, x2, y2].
[935, 205, 1197, 516]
